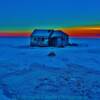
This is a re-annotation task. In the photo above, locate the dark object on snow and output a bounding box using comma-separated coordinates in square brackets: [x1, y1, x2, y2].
[48, 52, 56, 57]
[30, 29, 69, 47]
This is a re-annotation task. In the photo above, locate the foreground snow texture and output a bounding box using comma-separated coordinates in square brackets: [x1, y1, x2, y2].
[0, 37, 100, 100]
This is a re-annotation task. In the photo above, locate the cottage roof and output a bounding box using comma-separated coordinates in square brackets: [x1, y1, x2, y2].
[51, 31, 67, 37]
[32, 29, 53, 37]
[32, 29, 68, 37]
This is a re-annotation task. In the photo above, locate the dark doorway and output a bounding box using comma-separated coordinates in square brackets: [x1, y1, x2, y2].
[48, 37, 57, 46]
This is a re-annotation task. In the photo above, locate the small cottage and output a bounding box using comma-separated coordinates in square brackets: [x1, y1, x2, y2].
[30, 29, 69, 47]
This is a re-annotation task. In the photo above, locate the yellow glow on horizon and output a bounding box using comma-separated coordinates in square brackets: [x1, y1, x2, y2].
[61, 26, 100, 30]
[85, 27, 100, 30]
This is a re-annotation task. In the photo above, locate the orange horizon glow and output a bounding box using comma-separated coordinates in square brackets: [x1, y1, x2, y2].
[0, 32, 31, 37]
[0, 26, 100, 37]
[61, 26, 100, 38]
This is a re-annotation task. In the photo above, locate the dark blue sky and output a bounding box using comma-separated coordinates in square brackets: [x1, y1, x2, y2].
[0, 0, 100, 30]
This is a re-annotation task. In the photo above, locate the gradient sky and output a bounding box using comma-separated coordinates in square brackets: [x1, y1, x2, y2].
[0, 0, 100, 32]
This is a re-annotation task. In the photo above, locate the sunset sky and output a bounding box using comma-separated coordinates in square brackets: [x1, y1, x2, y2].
[0, 0, 100, 37]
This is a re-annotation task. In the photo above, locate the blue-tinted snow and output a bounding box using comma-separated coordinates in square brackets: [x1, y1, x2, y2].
[0, 37, 100, 100]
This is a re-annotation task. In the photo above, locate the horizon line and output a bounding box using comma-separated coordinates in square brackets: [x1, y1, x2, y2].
[0, 26, 100, 37]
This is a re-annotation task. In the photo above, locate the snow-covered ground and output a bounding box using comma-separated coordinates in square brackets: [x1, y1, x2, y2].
[0, 37, 100, 100]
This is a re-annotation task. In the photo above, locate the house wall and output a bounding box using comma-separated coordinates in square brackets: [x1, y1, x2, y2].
[30, 36, 49, 46]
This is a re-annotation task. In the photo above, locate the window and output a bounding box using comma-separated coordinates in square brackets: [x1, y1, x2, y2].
[38, 37, 45, 41]
[33, 37, 45, 41]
